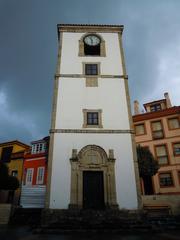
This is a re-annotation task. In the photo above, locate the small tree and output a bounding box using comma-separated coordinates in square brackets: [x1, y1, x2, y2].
[136, 145, 159, 195]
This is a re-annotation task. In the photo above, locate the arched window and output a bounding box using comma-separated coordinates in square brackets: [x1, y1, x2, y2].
[83, 34, 101, 56]
[79, 33, 106, 57]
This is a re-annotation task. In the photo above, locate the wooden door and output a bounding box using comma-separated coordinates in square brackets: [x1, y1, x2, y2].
[83, 171, 104, 209]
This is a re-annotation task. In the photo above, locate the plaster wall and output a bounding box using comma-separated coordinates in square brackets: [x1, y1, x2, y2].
[49, 133, 138, 210]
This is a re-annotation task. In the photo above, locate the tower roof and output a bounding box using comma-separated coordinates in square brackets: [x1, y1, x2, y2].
[57, 24, 124, 34]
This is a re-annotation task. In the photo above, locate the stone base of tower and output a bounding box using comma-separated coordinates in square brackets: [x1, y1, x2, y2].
[40, 208, 180, 232]
[41, 208, 140, 230]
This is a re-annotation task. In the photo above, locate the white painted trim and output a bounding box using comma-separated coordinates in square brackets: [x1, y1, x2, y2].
[26, 168, 34, 186]
[36, 167, 45, 185]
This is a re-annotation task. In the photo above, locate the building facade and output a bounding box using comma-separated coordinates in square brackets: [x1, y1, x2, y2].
[46, 24, 141, 210]
[0, 140, 30, 204]
[133, 93, 180, 195]
[20, 137, 49, 208]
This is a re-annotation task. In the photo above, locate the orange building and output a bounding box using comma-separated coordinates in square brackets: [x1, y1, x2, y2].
[133, 93, 180, 195]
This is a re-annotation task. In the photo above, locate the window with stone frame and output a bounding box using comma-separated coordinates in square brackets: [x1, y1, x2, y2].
[155, 145, 168, 165]
[135, 123, 145, 135]
[173, 143, 180, 156]
[168, 118, 180, 130]
[83, 109, 103, 128]
[151, 121, 164, 139]
[159, 172, 173, 187]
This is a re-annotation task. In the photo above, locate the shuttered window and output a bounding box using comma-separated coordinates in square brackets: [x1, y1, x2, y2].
[159, 173, 173, 187]
[135, 124, 145, 135]
[173, 143, 180, 156]
[155, 145, 168, 165]
[168, 118, 180, 129]
[151, 121, 164, 139]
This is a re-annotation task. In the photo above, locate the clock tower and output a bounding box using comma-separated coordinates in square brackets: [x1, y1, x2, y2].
[46, 24, 141, 210]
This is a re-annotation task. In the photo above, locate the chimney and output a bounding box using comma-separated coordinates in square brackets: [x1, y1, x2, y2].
[134, 100, 140, 115]
[164, 92, 172, 108]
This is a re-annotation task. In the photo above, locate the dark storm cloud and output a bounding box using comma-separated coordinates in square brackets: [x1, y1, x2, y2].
[0, 0, 180, 143]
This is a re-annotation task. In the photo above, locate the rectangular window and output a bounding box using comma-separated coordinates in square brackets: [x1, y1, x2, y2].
[87, 112, 99, 125]
[173, 143, 180, 156]
[1, 146, 13, 163]
[168, 118, 180, 129]
[135, 124, 145, 135]
[26, 168, 34, 185]
[83, 109, 103, 128]
[150, 104, 161, 112]
[151, 121, 164, 139]
[155, 145, 168, 165]
[11, 170, 18, 177]
[85, 64, 98, 75]
[159, 173, 173, 187]
[36, 167, 45, 184]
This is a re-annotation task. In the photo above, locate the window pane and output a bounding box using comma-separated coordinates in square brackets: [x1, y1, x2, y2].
[152, 121, 162, 131]
[158, 156, 168, 164]
[169, 118, 180, 129]
[159, 173, 173, 186]
[85, 64, 98, 75]
[174, 143, 180, 155]
[156, 145, 166, 156]
[135, 124, 145, 135]
[87, 112, 99, 125]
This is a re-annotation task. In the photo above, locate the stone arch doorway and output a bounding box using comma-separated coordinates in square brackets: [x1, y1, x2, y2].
[69, 145, 118, 209]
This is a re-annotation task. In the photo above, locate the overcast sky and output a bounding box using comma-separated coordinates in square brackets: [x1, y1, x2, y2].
[0, 0, 180, 144]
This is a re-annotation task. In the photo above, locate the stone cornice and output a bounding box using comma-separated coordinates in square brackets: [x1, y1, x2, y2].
[50, 129, 134, 134]
[55, 74, 128, 79]
[57, 24, 124, 34]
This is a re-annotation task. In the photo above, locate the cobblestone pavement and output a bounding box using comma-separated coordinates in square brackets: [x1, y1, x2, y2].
[0, 226, 180, 240]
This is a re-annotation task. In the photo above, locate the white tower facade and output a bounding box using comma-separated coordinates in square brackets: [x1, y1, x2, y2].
[46, 24, 141, 210]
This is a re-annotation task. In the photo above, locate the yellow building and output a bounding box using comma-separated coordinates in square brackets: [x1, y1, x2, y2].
[0, 140, 30, 204]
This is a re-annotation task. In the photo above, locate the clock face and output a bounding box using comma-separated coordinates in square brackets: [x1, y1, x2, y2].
[84, 35, 100, 46]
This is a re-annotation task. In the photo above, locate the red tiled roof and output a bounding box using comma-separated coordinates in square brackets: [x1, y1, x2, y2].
[133, 106, 180, 122]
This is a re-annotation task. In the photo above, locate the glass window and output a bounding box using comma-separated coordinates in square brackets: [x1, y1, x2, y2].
[155, 145, 168, 165]
[26, 168, 34, 185]
[11, 170, 18, 177]
[168, 118, 180, 129]
[36, 167, 45, 184]
[173, 143, 180, 156]
[150, 104, 161, 112]
[87, 112, 99, 125]
[159, 173, 173, 187]
[135, 124, 145, 135]
[151, 121, 164, 139]
[85, 64, 98, 75]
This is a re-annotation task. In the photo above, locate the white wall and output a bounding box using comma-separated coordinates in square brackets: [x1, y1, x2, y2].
[49, 29, 138, 210]
[55, 77, 130, 130]
[50, 133, 138, 209]
[59, 32, 123, 76]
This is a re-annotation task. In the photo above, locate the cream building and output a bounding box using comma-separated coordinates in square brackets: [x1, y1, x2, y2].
[46, 24, 141, 210]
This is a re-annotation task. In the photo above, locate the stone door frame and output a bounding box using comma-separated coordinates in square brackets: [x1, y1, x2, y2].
[69, 145, 118, 209]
